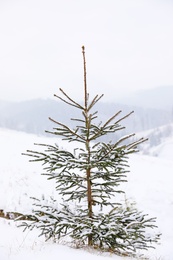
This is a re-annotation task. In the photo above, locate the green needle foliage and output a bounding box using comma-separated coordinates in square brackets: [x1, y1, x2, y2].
[19, 46, 160, 256]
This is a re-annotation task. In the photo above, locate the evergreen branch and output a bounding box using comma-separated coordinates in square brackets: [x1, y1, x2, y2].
[114, 111, 134, 126]
[54, 94, 79, 109]
[89, 111, 134, 142]
[48, 117, 85, 141]
[54, 88, 84, 109]
[71, 118, 85, 123]
[87, 94, 104, 111]
[94, 134, 135, 163]
[22, 151, 43, 161]
[114, 133, 135, 147]
[89, 125, 125, 141]
[126, 137, 148, 150]
[102, 110, 122, 128]
[59, 88, 84, 109]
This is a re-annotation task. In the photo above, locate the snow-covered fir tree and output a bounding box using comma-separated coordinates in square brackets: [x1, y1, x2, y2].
[18, 46, 160, 257]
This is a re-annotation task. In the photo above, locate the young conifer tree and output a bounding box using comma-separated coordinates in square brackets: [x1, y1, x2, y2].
[19, 46, 160, 256]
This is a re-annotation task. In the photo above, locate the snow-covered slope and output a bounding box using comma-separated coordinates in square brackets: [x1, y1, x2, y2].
[0, 128, 173, 259]
[149, 137, 173, 160]
[137, 123, 173, 159]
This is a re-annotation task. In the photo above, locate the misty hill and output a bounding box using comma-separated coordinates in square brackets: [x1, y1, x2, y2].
[0, 97, 172, 139]
[136, 122, 173, 158]
[120, 86, 173, 111]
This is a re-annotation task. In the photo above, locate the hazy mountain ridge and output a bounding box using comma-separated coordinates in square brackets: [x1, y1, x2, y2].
[0, 86, 172, 138]
[120, 86, 173, 111]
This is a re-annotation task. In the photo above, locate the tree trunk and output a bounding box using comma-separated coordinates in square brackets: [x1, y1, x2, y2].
[86, 167, 93, 245]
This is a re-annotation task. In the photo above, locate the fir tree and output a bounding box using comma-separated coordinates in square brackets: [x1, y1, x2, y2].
[18, 46, 160, 257]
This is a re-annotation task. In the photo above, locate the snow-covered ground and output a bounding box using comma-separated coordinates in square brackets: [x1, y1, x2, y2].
[0, 127, 173, 260]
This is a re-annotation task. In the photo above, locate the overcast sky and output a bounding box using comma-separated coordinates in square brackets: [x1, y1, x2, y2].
[0, 0, 173, 102]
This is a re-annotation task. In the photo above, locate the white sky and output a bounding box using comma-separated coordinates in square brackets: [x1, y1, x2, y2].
[0, 0, 173, 102]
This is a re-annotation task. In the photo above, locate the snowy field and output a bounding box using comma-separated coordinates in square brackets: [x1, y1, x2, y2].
[0, 127, 173, 260]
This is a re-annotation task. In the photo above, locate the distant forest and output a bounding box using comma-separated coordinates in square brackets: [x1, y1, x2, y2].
[0, 86, 172, 147]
